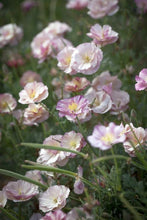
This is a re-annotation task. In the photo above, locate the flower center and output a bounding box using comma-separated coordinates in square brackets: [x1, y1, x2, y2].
[68, 102, 78, 112]
[70, 141, 77, 148]
[83, 55, 91, 63]
[65, 56, 71, 65]
[1, 102, 8, 109]
[30, 90, 36, 99]
[101, 133, 114, 144]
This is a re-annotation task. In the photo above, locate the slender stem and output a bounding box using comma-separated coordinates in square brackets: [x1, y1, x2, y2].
[20, 142, 88, 159]
[111, 148, 121, 191]
[0, 207, 18, 220]
[0, 169, 47, 190]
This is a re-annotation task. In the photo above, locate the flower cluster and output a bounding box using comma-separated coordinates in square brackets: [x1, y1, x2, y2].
[0, 23, 23, 48]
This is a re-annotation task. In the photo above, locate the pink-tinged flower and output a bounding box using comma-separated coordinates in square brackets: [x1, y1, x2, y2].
[74, 166, 84, 194]
[21, 0, 37, 12]
[110, 90, 130, 115]
[56, 95, 91, 123]
[64, 77, 90, 92]
[39, 185, 70, 212]
[123, 123, 147, 157]
[4, 180, 39, 202]
[31, 32, 52, 63]
[87, 122, 126, 150]
[19, 81, 48, 104]
[87, 24, 118, 47]
[66, 207, 92, 220]
[6, 53, 25, 68]
[57, 46, 76, 75]
[20, 70, 42, 87]
[37, 135, 69, 167]
[85, 88, 112, 114]
[0, 2, 3, 9]
[43, 21, 72, 37]
[41, 210, 66, 220]
[135, 0, 147, 13]
[25, 170, 44, 184]
[66, 0, 89, 10]
[0, 190, 7, 207]
[0, 24, 23, 48]
[51, 37, 73, 58]
[71, 42, 103, 75]
[30, 213, 42, 220]
[135, 68, 147, 91]
[54, 88, 71, 99]
[61, 131, 86, 157]
[0, 93, 17, 113]
[87, 0, 119, 19]
[92, 71, 122, 94]
[23, 103, 49, 126]
[13, 109, 24, 124]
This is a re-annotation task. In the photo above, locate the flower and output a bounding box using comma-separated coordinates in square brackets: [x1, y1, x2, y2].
[25, 170, 44, 184]
[66, 0, 89, 10]
[31, 31, 52, 63]
[0, 93, 17, 113]
[39, 185, 70, 212]
[71, 42, 103, 75]
[135, 0, 147, 13]
[23, 103, 49, 126]
[123, 123, 147, 157]
[87, 24, 118, 47]
[87, 122, 126, 150]
[20, 70, 42, 87]
[61, 131, 86, 157]
[87, 0, 119, 19]
[4, 180, 39, 202]
[56, 95, 91, 123]
[64, 77, 90, 92]
[37, 135, 69, 167]
[91, 70, 122, 94]
[30, 213, 42, 220]
[57, 46, 76, 75]
[19, 81, 48, 104]
[21, 0, 38, 12]
[41, 210, 66, 220]
[43, 21, 72, 37]
[85, 88, 112, 114]
[0, 190, 7, 207]
[135, 68, 147, 91]
[0, 23, 23, 48]
[74, 166, 84, 194]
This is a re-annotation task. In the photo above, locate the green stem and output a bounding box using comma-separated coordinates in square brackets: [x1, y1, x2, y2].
[0, 207, 18, 220]
[111, 148, 121, 191]
[119, 193, 142, 220]
[0, 169, 47, 190]
[22, 164, 99, 191]
[20, 142, 88, 159]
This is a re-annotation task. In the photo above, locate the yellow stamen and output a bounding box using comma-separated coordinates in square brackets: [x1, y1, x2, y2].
[101, 133, 114, 144]
[68, 102, 78, 112]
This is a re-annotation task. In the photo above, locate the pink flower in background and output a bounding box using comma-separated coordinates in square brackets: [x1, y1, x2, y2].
[21, 0, 37, 12]
[71, 42, 103, 75]
[87, 24, 118, 47]
[43, 21, 72, 37]
[0, 93, 17, 113]
[0, 190, 7, 207]
[0, 23, 23, 48]
[135, 69, 147, 91]
[57, 46, 76, 75]
[87, 122, 126, 150]
[110, 90, 130, 115]
[37, 135, 69, 167]
[25, 170, 44, 184]
[6, 53, 25, 68]
[66, 0, 89, 10]
[85, 88, 112, 114]
[135, 0, 147, 13]
[64, 77, 90, 92]
[39, 185, 70, 212]
[0, 2, 3, 9]
[19, 81, 48, 104]
[41, 210, 66, 220]
[87, 0, 119, 19]
[20, 70, 42, 87]
[74, 166, 84, 194]
[92, 71, 122, 94]
[30, 213, 42, 220]
[31, 32, 52, 63]
[4, 180, 39, 202]
[61, 131, 86, 157]
[51, 37, 73, 58]
[23, 103, 49, 126]
[123, 123, 147, 157]
[56, 95, 91, 123]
